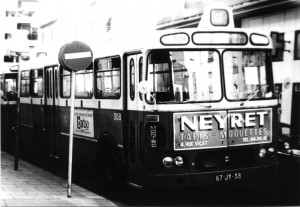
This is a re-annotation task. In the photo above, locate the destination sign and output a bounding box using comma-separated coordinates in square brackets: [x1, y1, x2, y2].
[160, 33, 189, 45]
[173, 108, 272, 150]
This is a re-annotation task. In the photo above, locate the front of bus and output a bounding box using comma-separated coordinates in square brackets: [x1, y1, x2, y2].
[139, 7, 278, 187]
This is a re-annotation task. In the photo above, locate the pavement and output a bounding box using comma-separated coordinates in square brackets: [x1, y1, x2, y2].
[0, 151, 118, 206]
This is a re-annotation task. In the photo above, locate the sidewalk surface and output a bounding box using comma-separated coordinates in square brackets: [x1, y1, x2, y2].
[0, 151, 118, 206]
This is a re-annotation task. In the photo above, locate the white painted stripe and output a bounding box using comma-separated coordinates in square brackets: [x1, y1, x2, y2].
[64, 51, 92, 60]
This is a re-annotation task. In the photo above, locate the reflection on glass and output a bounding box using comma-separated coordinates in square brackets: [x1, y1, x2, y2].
[146, 50, 221, 103]
[75, 71, 93, 98]
[224, 51, 273, 100]
[95, 57, 121, 99]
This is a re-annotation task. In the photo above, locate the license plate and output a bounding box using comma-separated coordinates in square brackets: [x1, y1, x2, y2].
[215, 172, 242, 182]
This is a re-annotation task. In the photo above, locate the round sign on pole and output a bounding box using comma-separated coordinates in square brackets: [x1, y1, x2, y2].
[58, 41, 93, 71]
[59, 41, 93, 198]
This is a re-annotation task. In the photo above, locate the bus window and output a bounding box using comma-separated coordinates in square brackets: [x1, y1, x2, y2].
[46, 70, 50, 98]
[295, 30, 300, 60]
[224, 51, 273, 100]
[75, 70, 93, 98]
[30, 69, 43, 97]
[139, 57, 143, 100]
[55, 69, 58, 98]
[60, 67, 71, 98]
[130, 58, 135, 100]
[146, 50, 221, 103]
[50, 70, 53, 98]
[21, 70, 30, 97]
[4, 74, 17, 101]
[94, 57, 121, 99]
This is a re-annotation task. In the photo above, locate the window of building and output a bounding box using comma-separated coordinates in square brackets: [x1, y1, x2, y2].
[17, 23, 31, 31]
[3, 55, 14, 63]
[95, 56, 121, 99]
[5, 33, 12, 39]
[295, 30, 300, 60]
[21, 70, 30, 97]
[271, 32, 284, 61]
[30, 69, 43, 97]
[27, 27, 38, 40]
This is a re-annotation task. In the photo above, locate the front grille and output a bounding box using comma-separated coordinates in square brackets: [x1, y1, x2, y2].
[194, 148, 256, 171]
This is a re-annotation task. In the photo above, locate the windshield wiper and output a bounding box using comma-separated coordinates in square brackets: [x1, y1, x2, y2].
[182, 100, 212, 108]
[240, 85, 269, 106]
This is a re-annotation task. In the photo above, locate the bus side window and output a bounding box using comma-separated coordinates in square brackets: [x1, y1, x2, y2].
[4, 74, 17, 101]
[60, 67, 71, 98]
[75, 69, 93, 99]
[139, 57, 143, 100]
[50, 70, 53, 98]
[94, 56, 121, 99]
[21, 70, 30, 97]
[46, 70, 50, 98]
[55, 68, 58, 98]
[30, 69, 43, 98]
[130, 58, 135, 101]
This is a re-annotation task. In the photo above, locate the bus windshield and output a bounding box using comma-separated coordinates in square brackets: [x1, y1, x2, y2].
[146, 50, 221, 103]
[223, 50, 273, 100]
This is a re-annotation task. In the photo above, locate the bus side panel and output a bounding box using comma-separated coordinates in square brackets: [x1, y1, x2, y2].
[1, 104, 17, 153]
[19, 102, 33, 159]
[94, 109, 124, 146]
[125, 110, 139, 185]
[58, 106, 124, 170]
[44, 104, 56, 156]
[31, 101, 46, 159]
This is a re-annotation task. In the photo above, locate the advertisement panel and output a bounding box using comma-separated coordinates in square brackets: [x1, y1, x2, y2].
[227, 108, 272, 146]
[73, 109, 94, 138]
[173, 111, 228, 150]
[173, 108, 272, 150]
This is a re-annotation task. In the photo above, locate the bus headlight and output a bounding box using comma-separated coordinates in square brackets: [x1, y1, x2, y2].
[284, 142, 290, 150]
[268, 147, 275, 153]
[259, 148, 267, 158]
[174, 156, 184, 167]
[162, 157, 173, 168]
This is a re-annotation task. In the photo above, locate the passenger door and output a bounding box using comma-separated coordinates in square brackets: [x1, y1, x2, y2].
[44, 65, 60, 158]
[126, 53, 143, 185]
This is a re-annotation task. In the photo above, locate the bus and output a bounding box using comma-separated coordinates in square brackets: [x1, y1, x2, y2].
[13, 6, 278, 189]
[1, 70, 18, 153]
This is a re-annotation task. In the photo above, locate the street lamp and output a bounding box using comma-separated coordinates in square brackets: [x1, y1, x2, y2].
[8, 30, 29, 170]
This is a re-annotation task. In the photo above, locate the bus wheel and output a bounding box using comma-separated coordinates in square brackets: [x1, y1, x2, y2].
[96, 141, 122, 191]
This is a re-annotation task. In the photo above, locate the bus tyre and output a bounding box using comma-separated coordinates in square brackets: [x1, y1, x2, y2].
[96, 142, 122, 192]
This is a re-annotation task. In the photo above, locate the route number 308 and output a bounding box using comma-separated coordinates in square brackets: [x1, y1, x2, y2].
[114, 113, 122, 121]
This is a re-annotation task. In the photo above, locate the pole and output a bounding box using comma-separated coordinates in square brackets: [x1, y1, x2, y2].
[14, 52, 21, 170]
[67, 71, 76, 197]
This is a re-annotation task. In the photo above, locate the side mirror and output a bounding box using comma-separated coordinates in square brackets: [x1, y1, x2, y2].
[138, 80, 157, 111]
[138, 80, 151, 95]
